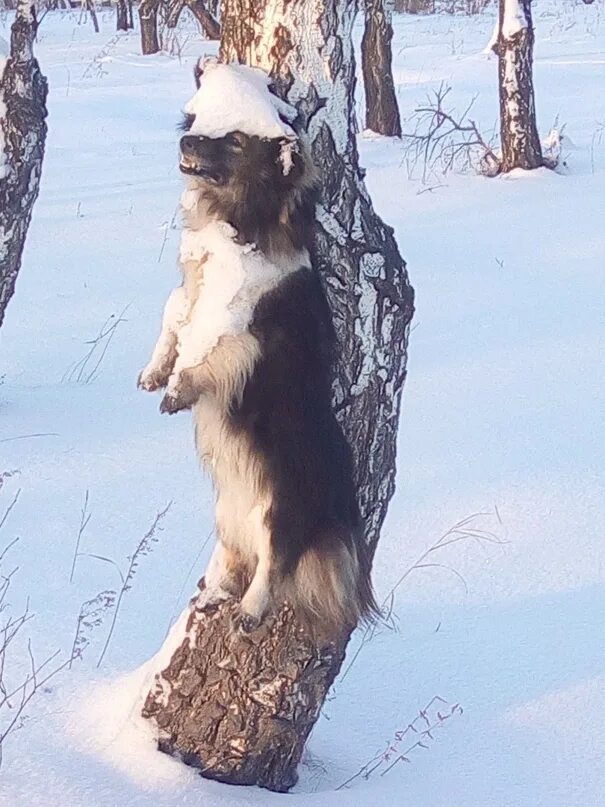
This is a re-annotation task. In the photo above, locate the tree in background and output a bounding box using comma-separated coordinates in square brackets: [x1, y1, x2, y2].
[139, 0, 219, 55]
[116, 0, 134, 32]
[165, 0, 220, 38]
[142, 0, 414, 792]
[395, 0, 434, 11]
[138, 0, 161, 54]
[362, 0, 402, 137]
[494, 0, 543, 172]
[0, 1, 48, 330]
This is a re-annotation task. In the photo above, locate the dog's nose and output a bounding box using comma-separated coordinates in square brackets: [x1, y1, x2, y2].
[180, 135, 202, 155]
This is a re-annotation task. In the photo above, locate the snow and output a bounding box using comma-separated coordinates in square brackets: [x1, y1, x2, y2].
[141, 212, 303, 401]
[165, 219, 298, 392]
[502, 0, 528, 39]
[0, 2, 604, 806]
[177, 223, 287, 359]
[185, 59, 296, 141]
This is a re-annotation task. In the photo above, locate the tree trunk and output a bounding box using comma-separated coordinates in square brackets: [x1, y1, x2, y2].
[139, 0, 161, 55]
[395, 0, 434, 12]
[142, 0, 414, 792]
[166, 0, 220, 39]
[166, 0, 185, 28]
[188, 0, 220, 39]
[116, 0, 128, 31]
[496, 0, 543, 172]
[127, 0, 134, 29]
[362, 0, 402, 137]
[0, 1, 48, 331]
[85, 0, 100, 33]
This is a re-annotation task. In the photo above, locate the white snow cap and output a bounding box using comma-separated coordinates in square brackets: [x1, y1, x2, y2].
[184, 58, 297, 142]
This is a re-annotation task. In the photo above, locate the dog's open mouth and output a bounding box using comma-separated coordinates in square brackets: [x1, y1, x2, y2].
[179, 155, 220, 183]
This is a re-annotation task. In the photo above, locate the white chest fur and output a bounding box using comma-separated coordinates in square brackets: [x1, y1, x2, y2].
[176, 221, 298, 371]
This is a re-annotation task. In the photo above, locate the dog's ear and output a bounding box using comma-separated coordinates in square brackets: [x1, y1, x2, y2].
[193, 60, 204, 89]
[193, 55, 219, 89]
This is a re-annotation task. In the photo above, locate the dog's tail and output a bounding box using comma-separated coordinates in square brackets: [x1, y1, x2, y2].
[283, 531, 378, 641]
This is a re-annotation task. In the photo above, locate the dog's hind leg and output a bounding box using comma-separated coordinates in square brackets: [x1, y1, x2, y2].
[235, 505, 274, 633]
[199, 541, 242, 611]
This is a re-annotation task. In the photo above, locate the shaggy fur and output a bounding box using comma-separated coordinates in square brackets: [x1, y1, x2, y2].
[139, 106, 376, 640]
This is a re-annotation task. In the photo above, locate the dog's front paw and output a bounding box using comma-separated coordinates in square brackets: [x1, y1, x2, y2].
[159, 390, 190, 415]
[138, 366, 170, 392]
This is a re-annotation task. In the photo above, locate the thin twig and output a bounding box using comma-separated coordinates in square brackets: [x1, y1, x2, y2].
[69, 490, 92, 584]
[97, 503, 172, 667]
[341, 509, 507, 681]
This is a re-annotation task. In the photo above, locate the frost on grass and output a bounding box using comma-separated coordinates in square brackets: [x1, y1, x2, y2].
[337, 696, 464, 790]
[0, 487, 70, 766]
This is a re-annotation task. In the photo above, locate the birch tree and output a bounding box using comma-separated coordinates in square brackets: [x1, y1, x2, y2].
[0, 1, 48, 330]
[139, 0, 161, 55]
[142, 0, 414, 791]
[495, 0, 543, 172]
[362, 0, 402, 137]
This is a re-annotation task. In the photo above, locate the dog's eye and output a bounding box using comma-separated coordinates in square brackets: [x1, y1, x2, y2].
[226, 132, 246, 150]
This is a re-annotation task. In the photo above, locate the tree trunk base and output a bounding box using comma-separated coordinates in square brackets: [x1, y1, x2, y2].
[142, 581, 347, 792]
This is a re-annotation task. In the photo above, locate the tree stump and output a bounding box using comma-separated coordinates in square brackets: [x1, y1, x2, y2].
[143, 582, 347, 791]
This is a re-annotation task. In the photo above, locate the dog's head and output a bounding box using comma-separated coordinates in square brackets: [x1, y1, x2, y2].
[178, 60, 317, 254]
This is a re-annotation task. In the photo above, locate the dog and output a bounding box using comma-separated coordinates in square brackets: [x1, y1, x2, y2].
[138, 61, 376, 640]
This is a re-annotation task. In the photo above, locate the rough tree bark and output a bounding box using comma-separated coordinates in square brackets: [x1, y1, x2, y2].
[142, 0, 414, 791]
[139, 0, 161, 55]
[0, 1, 48, 330]
[495, 0, 543, 172]
[362, 0, 401, 137]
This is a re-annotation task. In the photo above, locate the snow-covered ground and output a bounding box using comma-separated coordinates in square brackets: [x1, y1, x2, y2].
[1, 2, 604, 805]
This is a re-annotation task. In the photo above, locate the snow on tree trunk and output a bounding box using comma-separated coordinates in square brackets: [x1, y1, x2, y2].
[362, 0, 402, 137]
[496, 0, 543, 172]
[139, 0, 161, 55]
[0, 1, 48, 331]
[142, 0, 414, 792]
